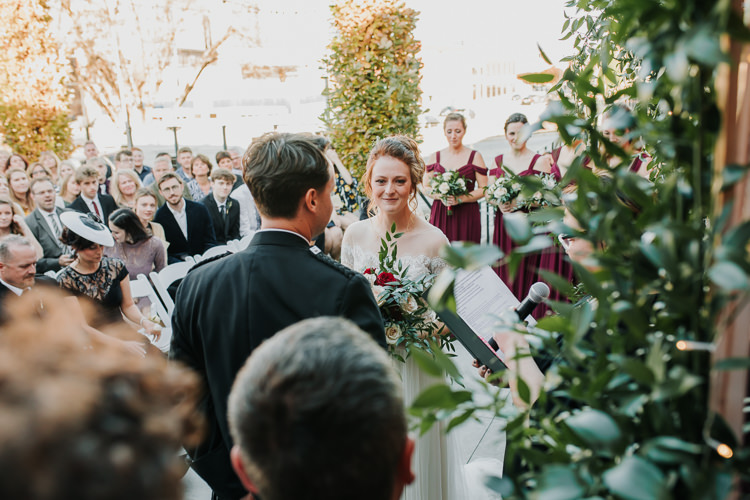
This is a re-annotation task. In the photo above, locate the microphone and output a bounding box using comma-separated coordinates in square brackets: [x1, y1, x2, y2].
[489, 282, 550, 351]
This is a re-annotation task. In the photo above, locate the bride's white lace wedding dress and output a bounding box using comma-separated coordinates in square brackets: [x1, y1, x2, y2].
[342, 243, 470, 500]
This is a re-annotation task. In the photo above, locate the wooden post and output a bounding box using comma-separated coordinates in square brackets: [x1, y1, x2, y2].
[711, 1, 749, 496]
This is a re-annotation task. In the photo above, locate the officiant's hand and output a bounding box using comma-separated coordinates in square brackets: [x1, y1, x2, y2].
[472, 358, 504, 386]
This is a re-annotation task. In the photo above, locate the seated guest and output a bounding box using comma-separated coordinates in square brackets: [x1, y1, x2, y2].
[134, 189, 168, 249]
[0, 293, 201, 500]
[0, 197, 43, 261]
[154, 173, 216, 263]
[6, 167, 34, 215]
[215, 150, 234, 171]
[222, 149, 244, 190]
[186, 154, 212, 202]
[106, 208, 166, 314]
[146, 153, 192, 206]
[26, 178, 74, 273]
[115, 149, 135, 171]
[110, 169, 143, 208]
[133, 147, 151, 181]
[176, 146, 193, 181]
[228, 317, 414, 500]
[202, 168, 239, 244]
[57, 211, 161, 340]
[85, 157, 112, 195]
[0, 236, 39, 314]
[69, 166, 118, 223]
[59, 172, 80, 207]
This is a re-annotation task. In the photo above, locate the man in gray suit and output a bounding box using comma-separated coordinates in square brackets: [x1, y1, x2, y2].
[26, 178, 72, 274]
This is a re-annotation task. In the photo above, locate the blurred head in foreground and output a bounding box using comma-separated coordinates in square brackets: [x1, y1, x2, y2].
[0, 289, 201, 500]
[228, 317, 414, 500]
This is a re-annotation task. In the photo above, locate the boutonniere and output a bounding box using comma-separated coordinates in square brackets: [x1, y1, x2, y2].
[227, 200, 233, 210]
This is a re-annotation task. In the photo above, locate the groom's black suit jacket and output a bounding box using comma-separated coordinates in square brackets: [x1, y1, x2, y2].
[170, 230, 385, 500]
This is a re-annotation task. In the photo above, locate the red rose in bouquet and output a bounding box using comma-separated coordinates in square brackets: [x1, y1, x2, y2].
[375, 272, 398, 286]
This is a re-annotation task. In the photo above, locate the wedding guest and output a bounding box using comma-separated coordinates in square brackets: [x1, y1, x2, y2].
[215, 150, 234, 171]
[6, 153, 29, 173]
[202, 168, 240, 244]
[39, 150, 61, 184]
[114, 149, 134, 171]
[228, 317, 414, 500]
[26, 178, 73, 273]
[57, 211, 161, 339]
[134, 189, 168, 249]
[228, 147, 245, 189]
[6, 167, 35, 215]
[85, 156, 111, 195]
[186, 154, 212, 202]
[83, 140, 99, 159]
[231, 180, 261, 238]
[154, 172, 215, 263]
[59, 173, 81, 207]
[27, 162, 52, 180]
[132, 147, 151, 181]
[422, 112, 488, 243]
[106, 208, 166, 314]
[170, 132, 384, 500]
[175, 146, 193, 181]
[0, 150, 10, 174]
[110, 169, 143, 208]
[0, 198, 43, 260]
[0, 292, 201, 500]
[145, 154, 192, 206]
[59, 160, 76, 180]
[69, 166, 118, 223]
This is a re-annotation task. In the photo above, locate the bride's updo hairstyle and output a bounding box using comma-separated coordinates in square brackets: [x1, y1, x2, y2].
[362, 135, 425, 213]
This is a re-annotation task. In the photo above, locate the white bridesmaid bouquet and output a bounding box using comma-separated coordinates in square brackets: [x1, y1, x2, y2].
[484, 171, 522, 207]
[429, 171, 469, 216]
[362, 224, 454, 361]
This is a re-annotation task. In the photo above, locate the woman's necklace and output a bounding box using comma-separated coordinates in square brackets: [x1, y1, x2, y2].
[72, 258, 98, 274]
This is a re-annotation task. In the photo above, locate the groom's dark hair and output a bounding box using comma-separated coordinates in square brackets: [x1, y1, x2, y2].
[242, 133, 330, 219]
[228, 317, 407, 500]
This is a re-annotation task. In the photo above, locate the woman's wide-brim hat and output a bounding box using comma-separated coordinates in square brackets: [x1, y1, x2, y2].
[60, 212, 114, 247]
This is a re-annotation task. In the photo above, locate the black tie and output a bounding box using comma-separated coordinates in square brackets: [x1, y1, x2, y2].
[219, 205, 226, 218]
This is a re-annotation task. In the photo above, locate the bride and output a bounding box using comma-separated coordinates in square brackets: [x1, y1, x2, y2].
[342, 136, 469, 500]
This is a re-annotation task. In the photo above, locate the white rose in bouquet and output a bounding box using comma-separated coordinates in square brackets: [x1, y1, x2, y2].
[457, 178, 466, 188]
[533, 191, 543, 203]
[512, 182, 522, 191]
[399, 295, 419, 314]
[385, 323, 402, 345]
[543, 176, 557, 189]
[439, 182, 450, 194]
[498, 187, 508, 197]
[442, 172, 452, 181]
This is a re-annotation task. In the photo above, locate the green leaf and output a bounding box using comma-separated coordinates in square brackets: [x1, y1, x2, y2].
[411, 384, 456, 409]
[516, 375, 531, 405]
[642, 437, 703, 465]
[430, 341, 462, 380]
[427, 269, 456, 310]
[519, 72, 555, 84]
[537, 43, 553, 65]
[537, 464, 585, 500]
[714, 357, 750, 371]
[484, 475, 514, 496]
[565, 409, 622, 449]
[502, 213, 532, 243]
[708, 261, 750, 291]
[445, 409, 475, 432]
[410, 348, 443, 377]
[603, 456, 667, 500]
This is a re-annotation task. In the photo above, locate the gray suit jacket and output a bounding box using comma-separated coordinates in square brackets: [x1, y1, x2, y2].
[26, 208, 68, 274]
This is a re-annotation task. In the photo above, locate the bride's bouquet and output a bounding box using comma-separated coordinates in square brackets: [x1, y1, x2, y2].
[429, 171, 468, 216]
[484, 172, 522, 208]
[363, 224, 454, 361]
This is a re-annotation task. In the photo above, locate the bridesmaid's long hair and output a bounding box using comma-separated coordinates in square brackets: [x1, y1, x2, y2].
[362, 135, 425, 215]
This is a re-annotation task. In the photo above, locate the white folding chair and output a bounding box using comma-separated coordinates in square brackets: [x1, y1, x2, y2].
[128, 274, 172, 352]
[149, 261, 194, 316]
[43, 269, 60, 279]
[200, 245, 230, 260]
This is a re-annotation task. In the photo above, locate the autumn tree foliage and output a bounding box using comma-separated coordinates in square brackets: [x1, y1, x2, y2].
[322, 0, 423, 180]
[0, 0, 73, 160]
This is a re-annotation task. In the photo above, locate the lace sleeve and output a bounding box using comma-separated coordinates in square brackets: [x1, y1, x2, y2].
[341, 244, 355, 269]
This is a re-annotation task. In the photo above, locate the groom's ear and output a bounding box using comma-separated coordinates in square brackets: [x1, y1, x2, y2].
[230, 444, 260, 496]
[392, 437, 415, 499]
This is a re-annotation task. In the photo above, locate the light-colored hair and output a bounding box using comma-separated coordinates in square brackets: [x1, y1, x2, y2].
[5, 168, 33, 213]
[110, 169, 143, 206]
[0, 234, 32, 262]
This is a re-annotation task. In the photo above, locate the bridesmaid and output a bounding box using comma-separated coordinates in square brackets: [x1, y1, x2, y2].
[422, 113, 487, 243]
[490, 113, 558, 313]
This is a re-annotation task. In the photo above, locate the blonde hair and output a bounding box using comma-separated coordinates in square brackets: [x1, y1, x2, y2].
[110, 169, 143, 206]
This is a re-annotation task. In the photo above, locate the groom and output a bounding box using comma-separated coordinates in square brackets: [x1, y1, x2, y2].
[170, 132, 385, 500]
